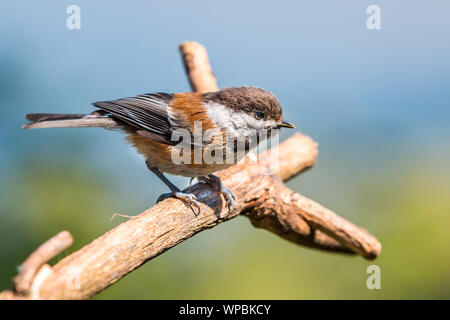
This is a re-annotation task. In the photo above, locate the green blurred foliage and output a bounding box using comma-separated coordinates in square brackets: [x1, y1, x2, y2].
[1, 149, 449, 299]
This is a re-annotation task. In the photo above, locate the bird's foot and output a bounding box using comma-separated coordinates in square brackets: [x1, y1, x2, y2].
[157, 192, 201, 216]
[198, 174, 236, 214]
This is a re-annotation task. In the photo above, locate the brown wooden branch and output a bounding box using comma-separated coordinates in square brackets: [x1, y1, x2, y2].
[0, 41, 380, 300]
[179, 41, 218, 93]
[13, 231, 73, 295]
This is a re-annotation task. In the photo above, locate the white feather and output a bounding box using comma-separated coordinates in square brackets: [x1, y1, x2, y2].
[204, 101, 276, 139]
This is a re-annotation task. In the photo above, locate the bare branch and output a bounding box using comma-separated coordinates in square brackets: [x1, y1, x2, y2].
[14, 231, 73, 294]
[179, 41, 218, 92]
[244, 180, 380, 260]
[34, 133, 329, 299]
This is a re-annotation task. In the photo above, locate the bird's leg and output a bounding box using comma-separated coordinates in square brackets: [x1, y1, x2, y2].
[147, 162, 201, 216]
[197, 174, 236, 214]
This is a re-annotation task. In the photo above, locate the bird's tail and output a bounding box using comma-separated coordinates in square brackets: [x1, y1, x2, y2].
[23, 112, 119, 129]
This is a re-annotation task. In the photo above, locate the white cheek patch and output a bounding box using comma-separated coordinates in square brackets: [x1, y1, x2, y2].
[204, 101, 276, 139]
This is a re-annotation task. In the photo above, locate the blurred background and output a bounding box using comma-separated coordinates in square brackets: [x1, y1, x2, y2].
[1, 0, 449, 299]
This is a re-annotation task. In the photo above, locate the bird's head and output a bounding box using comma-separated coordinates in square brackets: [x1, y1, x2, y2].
[202, 86, 295, 138]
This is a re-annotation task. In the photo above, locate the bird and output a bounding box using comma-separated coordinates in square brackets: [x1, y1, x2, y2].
[23, 86, 295, 215]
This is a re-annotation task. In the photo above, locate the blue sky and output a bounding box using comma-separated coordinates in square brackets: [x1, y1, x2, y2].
[1, 0, 449, 195]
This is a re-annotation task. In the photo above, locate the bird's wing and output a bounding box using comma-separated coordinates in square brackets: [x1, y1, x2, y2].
[92, 93, 177, 144]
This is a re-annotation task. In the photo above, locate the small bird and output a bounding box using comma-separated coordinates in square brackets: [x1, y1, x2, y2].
[23, 86, 295, 214]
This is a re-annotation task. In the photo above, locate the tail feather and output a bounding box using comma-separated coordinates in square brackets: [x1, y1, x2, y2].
[23, 113, 119, 129]
[26, 113, 88, 122]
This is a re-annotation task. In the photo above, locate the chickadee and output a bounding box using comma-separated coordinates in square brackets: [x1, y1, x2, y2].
[23, 86, 295, 214]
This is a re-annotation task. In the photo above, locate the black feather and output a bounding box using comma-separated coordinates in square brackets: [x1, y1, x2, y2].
[92, 93, 175, 144]
[26, 113, 87, 122]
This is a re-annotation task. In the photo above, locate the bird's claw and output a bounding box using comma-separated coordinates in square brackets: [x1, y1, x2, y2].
[198, 175, 236, 214]
[157, 192, 201, 216]
[219, 185, 236, 214]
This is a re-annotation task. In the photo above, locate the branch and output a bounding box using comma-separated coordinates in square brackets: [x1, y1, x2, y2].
[179, 41, 218, 93]
[0, 41, 381, 300]
[13, 231, 73, 294]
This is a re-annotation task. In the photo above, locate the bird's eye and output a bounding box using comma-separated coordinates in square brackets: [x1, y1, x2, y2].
[254, 111, 264, 120]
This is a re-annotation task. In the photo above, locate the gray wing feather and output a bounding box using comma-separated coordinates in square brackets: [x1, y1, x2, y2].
[92, 93, 175, 144]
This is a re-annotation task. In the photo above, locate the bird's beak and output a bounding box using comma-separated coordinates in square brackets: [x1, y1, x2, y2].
[277, 120, 295, 129]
